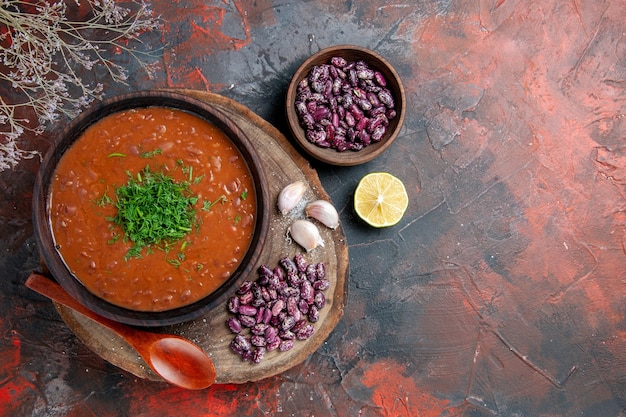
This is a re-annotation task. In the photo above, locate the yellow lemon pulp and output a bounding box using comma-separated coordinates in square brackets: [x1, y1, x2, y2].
[354, 172, 409, 228]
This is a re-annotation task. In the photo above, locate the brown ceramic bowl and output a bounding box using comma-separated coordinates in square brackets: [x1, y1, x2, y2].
[32, 91, 270, 327]
[286, 45, 406, 166]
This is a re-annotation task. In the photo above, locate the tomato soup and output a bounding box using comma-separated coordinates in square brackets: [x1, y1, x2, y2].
[49, 107, 257, 312]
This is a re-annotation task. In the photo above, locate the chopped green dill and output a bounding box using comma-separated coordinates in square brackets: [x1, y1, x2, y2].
[107, 233, 120, 245]
[167, 252, 186, 268]
[93, 187, 113, 207]
[108, 165, 200, 260]
[202, 195, 227, 211]
[167, 258, 181, 268]
[233, 214, 242, 224]
[139, 147, 162, 158]
[240, 190, 248, 200]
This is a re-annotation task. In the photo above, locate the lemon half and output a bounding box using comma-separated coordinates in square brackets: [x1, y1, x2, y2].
[354, 172, 409, 228]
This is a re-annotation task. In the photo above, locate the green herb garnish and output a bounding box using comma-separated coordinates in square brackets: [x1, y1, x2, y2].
[202, 195, 227, 211]
[140, 148, 162, 158]
[94, 186, 113, 207]
[107, 152, 127, 158]
[110, 165, 199, 260]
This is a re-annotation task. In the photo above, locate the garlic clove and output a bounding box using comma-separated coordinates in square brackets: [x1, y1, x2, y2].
[305, 200, 339, 229]
[288, 219, 325, 252]
[278, 181, 306, 215]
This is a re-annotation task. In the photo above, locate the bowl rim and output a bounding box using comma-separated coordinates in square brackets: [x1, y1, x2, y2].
[32, 90, 271, 327]
[285, 44, 406, 166]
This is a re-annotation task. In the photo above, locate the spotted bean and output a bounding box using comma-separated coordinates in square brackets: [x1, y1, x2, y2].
[226, 254, 330, 364]
[294, 57, 397, 153]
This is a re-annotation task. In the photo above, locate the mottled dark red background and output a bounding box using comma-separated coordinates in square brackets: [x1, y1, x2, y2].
[1, 0, 625, 416]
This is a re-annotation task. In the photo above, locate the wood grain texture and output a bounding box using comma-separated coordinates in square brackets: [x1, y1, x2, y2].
[55, 90, 350, 385]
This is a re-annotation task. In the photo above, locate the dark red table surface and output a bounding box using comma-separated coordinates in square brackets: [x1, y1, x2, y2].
[1, 1, 625, 416]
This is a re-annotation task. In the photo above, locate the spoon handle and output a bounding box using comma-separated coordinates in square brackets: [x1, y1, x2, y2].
[25, 273, 146, 342]
[26, 272, 217, 390]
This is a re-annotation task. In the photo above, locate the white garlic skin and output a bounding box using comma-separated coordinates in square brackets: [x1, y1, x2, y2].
[288, 219, 325, 252]
[278, 181, 306, 215]
[305, 200, 339, 229]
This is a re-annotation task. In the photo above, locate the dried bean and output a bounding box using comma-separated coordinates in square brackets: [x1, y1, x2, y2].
[349, 104, 364, 120]
[251, 296, 265, 308]
[313, 279, 330, 291]
[299, 299, 310, 314]
[251, 323, 267, 335]
[271, 298, 285, 316]
[255, 307, 266, 324]
[266, 337, 281, 351]
[370, 106, 386, 117]
[351, 142, 364, 151]
[252, 347, 265, 364]
[349, 69, 358, 86]
[331, 56, 347, 67]
[251, 335, 266, 347]
[295, 101, 307, 116]
[233, 334, 251, 351]
[228, 317, 242, 333]
[281, 316, 296, 331]
[227, 254, 330, 364]
[344, 112, 356, 127]
[238, 305, 257, 316]
[239, 314, 256, 328]
[306, 129, 326, 144]
[295, 57, 397, 153]
[367, 92, 381, 107]
[261, 287, 271, 302]
[305, 264, 317, 282]
[292, 319, 308, 333]
[371, 125, 386, 142]
[265, 326, 278, 342]
[279, 330, 295, 340]
[287, 296, 300, 317]
[227, 296, 239, 314]
[355, 116, 369, 132]
[280, 286, 300, 298]
[314, 291, 326, 309]
[262, 308, 272, 324]
[378, 90, 395, 108]
[301, 280, 314, 304]
[308, 305, 320, 322]
[279, 339, 294, 352]
[237, 281, 253, 295]
[296, 324, 315, 340]
[374, 71, 387, 86]
[316, 263, 326, 280]
[280, 256, 298, 274]
[239, 290, 253, 305]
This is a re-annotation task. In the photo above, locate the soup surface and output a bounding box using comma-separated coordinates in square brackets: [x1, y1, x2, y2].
[49, 107, 257, 312]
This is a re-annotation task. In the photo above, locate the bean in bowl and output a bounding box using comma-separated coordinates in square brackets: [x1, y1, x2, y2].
[294, 57, 397, 152]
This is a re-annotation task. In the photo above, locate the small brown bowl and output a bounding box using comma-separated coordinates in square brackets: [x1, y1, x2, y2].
[32, 91, 270, 327]
[286, 45, 406, 166]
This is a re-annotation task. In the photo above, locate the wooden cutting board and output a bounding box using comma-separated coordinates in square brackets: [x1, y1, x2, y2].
[54, 90, 350, 384]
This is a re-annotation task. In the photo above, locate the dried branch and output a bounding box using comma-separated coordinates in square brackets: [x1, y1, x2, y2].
[0, 0, 162, 171]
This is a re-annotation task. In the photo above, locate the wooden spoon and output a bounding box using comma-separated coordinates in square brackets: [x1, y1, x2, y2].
[25, 272, 217, 390]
